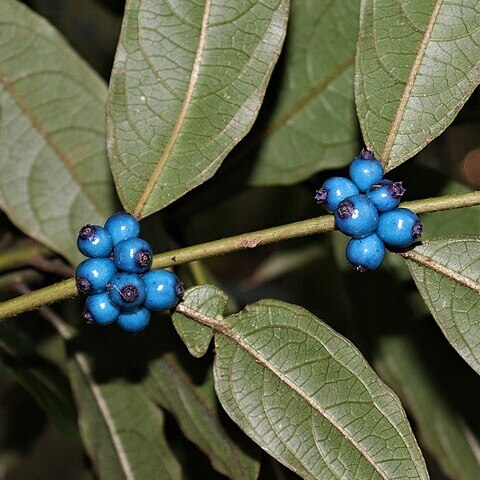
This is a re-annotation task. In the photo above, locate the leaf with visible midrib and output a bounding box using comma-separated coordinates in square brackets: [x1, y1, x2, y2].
[177, 298, 429, 479]
[68, 347, 182, 480]
[356, 0, 480, 170]
[248, 0, 360, 186]
[0, 0, 116, 265]
[107, 0, 289, 219]
[375, 335, 480, 480]
[404, 237, 480, 374]
[57, 317, 182, 480]
[146, 353, 260, 480]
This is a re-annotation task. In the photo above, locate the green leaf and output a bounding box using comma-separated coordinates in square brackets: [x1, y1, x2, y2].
[145, 353, 260, 480]
[107, 0, 289, 218]
[375, 335, 480, 480]
[356, 0, 480, 170]
[249, 243, 325, 287]
[0, 0, 116, 265]
[404, 237, 480, 374]
[249, 0, 361, 185]
[28, 0, 121, 78]
[67, 339, 182, 480]
[178, 299, 429, 479]
[172, 285, 224, 358]
[0, 325, 77, 440]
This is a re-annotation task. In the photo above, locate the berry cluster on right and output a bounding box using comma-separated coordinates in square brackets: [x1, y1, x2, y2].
[75, 213, 184, 333]
[315, 149, 423, 272]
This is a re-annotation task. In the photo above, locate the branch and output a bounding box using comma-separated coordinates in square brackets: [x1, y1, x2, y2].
[0, 191, 478, 320]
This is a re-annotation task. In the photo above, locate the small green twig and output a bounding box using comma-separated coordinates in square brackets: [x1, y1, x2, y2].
[0, 190, 478, 320]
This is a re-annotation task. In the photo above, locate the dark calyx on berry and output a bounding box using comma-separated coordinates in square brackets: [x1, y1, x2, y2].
[118, 284, 140, 303]
[314, 187, 328, 204]
[81, 307, 94, 324]
[175, 281, 185, 298]
[360, 148, 375, 160]
[79, 224, 95, 240]
[354, 265, 369, 273]
[388, 181, 405, 199]
[76, 277, 93, 295]
[413, 221, 424, 238]
[337, 199, 354, 219]
[135, 250, 152, 269]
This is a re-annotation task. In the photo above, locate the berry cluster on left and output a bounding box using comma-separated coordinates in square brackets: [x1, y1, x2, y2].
[74, 213, 184, 332]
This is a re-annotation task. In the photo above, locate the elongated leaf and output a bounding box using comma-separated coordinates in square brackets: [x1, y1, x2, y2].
[249, 0, 360, 185]
[107, 0, 289, 218]
[146, 352, 260, 480]
[249, 243, 325, 286]
[172, 285, 223, 358]
[404, 237, 480, 374]
[0, 325, 77, 439]
[0, 0, 116, 265]
[177, 299, 429, 479]
[375, 335, 480, 480]
[67, 343, 181, 480]
[356, 0, 480, 170]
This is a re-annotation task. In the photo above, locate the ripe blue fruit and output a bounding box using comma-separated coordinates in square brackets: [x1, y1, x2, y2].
[143, 269, 184, 311]
[117, 307, 151, 333]
[104, 212, 140, 245]
[349, 149, 384, 192]
[346, 234, 385, 272]
[107, 272, 146, 310]
[334, 195, 379, 238]
[83, 292, 120, 325]
[377, 208, 423, 248]
[366, 180, 405, 212]
[113, 238, 153, 273]
[75, 258, 116, 295]
[314, 177, 359, 212]
[77, 224, 113, 258]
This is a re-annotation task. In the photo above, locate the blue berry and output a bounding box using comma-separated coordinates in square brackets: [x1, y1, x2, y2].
[77, 224, 113, 258]
[349, 149, 384, 192]
[83, 292, 120, 325]
[117, 307, 151, 333]
[334, 195, 379, 238]
[107, 272, 146, 310]
[366, 180, 405, 212]
[104, 213, 140, 245]
[314, 177, 359, 212]
[346, 234, 385, 272]
[75, 258, 116, 295]
[143, 270, 184, 311]
[377, 208, 423, 249]
[113, 238, 153, 274]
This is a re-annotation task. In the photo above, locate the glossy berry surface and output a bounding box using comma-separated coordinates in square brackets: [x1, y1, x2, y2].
[83, 293, 120, 325]
[346, 234, 385, 272]
[377, 208, 423, 248]
[366, 180, 405, 212]
[107, 272, 146, 310]
[75, 258, 116, 295]
[314, 177, 359, 212]
[143, 270, 184, 311]
[104, 213, 140, 245]
[113, 238, 153, 274]
[349, 149, 384, 192]
[117, 307, 151, 333]
[334, 195, 379, 239]
[77, 224, 113, 258]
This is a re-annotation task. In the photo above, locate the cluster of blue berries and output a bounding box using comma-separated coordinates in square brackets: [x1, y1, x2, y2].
[74, 213, 184, 332]
[315, 149, 423, 272]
